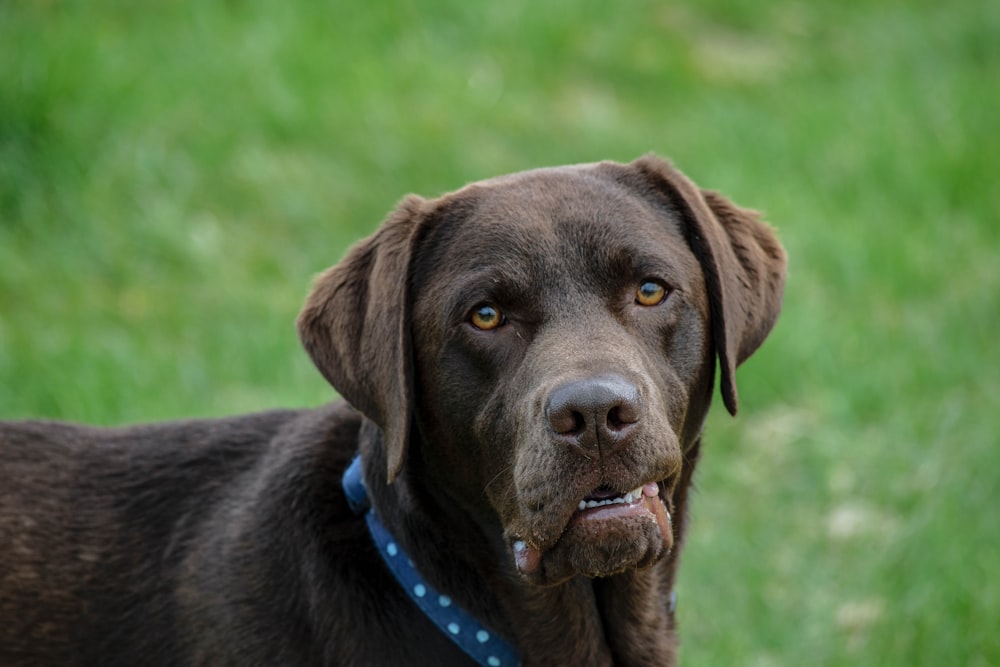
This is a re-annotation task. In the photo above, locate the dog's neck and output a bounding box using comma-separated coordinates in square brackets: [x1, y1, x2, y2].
[356, 424, 692, 666]
[343, 456, 519, 666]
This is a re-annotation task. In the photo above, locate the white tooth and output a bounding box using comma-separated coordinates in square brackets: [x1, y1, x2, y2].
[633, 486, 643, 498]
[624, 492, 635, 503]
[586, 500, 599, 509]
[578, 500, 587, 511]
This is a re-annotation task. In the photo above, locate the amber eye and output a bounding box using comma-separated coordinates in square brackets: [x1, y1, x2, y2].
[635, 280, 669, 307]
[470, 304, 505, 331]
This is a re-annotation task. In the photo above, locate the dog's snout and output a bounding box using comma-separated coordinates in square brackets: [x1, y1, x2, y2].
[545, 375, 642, 453]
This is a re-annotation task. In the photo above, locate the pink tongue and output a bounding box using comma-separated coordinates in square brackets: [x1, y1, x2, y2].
[513, 540, 541, 574]
[640, 482, 673, 547]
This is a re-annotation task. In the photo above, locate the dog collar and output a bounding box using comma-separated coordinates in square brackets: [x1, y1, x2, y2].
[342, 456, 521, 667]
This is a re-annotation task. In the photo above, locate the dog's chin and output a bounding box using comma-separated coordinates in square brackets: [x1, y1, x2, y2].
[513, 487, 673, 586]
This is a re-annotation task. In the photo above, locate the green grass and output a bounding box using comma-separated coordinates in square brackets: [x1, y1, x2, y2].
[2, 0, 997, 663]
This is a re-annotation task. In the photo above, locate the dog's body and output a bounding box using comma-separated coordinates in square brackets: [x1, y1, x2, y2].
[0, 156, 785, 666]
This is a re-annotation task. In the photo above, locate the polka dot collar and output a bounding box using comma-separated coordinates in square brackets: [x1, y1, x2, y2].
[343, 456, 521, 667]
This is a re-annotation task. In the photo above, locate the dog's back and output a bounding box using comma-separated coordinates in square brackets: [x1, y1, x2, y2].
[0, 404, 361, 665]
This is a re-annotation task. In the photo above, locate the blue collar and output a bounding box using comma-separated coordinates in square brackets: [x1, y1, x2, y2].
[342, 456, 521, 667]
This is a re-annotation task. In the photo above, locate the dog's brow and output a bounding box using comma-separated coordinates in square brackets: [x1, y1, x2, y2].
[442, 266, 537, 308]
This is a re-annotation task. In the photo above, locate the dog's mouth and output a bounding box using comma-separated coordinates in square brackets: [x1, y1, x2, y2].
[575, 483, 658, 514]
[571, 481, 671, 541]
[512, 480, 673, 583]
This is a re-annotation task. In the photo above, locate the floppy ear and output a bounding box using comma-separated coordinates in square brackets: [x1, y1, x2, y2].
[297, 195, 427, 481]
[630, 155, 787, 415]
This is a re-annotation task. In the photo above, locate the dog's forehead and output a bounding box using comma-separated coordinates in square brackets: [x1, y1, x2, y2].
[462, 163, 641, 222]
[422, 166, 693, 276]
[406, 166, 709, 333]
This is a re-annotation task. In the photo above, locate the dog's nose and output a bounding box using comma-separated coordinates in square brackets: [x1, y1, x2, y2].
[546, 375, 642, 453]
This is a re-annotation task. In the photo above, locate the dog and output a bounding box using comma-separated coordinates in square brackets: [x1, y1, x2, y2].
[0, 155, 785, 666]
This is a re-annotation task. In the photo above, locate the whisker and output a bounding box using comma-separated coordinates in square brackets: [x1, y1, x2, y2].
[483, 464, 514, 495]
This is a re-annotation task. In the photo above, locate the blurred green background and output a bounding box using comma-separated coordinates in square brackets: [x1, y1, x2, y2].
[2, 0, 997, 663]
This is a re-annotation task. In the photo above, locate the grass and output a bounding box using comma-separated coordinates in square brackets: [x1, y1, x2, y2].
[2, 0, 998, 663]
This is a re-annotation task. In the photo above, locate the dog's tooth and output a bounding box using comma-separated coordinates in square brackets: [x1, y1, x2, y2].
[580, 494, 643, 510]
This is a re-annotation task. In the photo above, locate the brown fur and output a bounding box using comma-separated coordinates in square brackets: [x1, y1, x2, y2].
[0, 155, 785, 666]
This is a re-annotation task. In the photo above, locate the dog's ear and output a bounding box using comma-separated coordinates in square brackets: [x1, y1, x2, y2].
[629, 155, 787, 415]
[297, 195, 427, 481]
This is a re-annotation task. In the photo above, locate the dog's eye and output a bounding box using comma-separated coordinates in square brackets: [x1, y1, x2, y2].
[470, 304, 505, 331]
[635, 280, 669, 307]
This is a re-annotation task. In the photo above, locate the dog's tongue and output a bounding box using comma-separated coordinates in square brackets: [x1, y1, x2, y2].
[513, 540, 541, 574]
[646, 484, 672, 541]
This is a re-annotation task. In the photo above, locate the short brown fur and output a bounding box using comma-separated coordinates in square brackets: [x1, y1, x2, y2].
[1, 155, 785, 666]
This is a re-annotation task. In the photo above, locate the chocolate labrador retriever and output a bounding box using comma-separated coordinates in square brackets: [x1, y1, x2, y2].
[0, 155, 785, 666]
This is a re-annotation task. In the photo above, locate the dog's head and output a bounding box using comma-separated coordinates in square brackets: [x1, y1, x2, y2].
[298, 155, 786, 585]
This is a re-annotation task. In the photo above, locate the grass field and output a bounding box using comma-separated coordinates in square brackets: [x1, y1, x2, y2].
[2, 0, 997, 663]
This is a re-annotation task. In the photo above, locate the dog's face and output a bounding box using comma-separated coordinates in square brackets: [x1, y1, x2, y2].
[299, 156, 786, 586]
[408, 170, 711, 584]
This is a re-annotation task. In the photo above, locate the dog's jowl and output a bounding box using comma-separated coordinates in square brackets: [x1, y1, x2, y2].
[0, 155, 786, 666]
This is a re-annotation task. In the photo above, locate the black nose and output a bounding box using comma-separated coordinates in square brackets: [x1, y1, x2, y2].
[545, 375, 642, 454]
